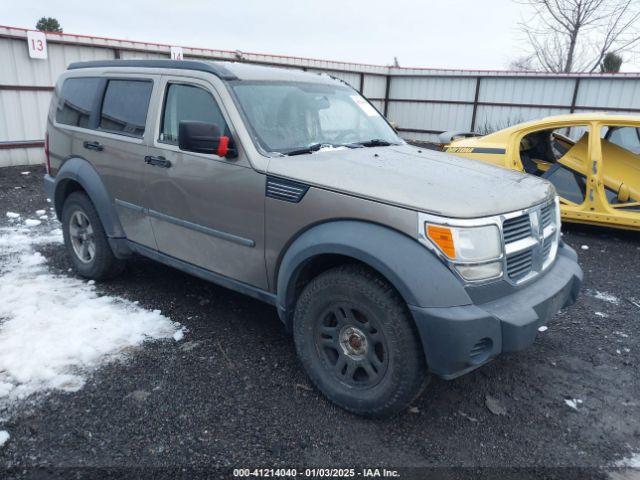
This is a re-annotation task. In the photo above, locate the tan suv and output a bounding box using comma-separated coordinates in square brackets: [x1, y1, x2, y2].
[44, 60, 583, 416]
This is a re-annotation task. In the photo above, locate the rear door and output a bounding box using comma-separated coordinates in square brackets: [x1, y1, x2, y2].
[90, 76, 159, 248]
[56, 74, 159, 248]
[143, 75, 267, 289]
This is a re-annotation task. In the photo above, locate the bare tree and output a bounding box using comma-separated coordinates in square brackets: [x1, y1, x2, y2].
[515, 0, 640, 72]
[509, 55, 537, 70]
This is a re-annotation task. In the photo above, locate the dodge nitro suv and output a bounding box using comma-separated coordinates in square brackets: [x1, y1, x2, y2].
[44, 60, 583, 416]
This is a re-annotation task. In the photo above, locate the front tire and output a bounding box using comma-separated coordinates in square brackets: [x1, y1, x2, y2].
[61, 191, 125, 280]
[293, 264, 429, 417]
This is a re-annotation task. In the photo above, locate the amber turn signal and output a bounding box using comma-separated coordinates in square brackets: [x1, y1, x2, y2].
[426, 225, 456, 259]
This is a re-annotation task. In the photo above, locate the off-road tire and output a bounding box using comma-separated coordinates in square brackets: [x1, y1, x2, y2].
[61, 191, 125, 280]
[293, 264, 429, 417]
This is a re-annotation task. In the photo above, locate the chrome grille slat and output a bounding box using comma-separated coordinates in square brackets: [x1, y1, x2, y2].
[503, 215, 532, 243]
[508, 256, 532, 270]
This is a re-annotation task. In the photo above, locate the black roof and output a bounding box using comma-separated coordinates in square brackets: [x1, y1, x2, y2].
[67, 60, 239, 81]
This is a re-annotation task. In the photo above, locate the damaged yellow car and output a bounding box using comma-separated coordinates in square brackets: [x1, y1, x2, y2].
[442, 114, 640, 231]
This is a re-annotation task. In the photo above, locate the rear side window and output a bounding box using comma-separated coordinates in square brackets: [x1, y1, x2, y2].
[160, 84, 228, 145]
[607, 127, 640, 154]
[99, 80, 152, 138]
[56, 77, 101, 128]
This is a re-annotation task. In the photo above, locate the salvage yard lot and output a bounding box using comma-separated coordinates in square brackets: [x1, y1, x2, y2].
[0, 165, 639, 476]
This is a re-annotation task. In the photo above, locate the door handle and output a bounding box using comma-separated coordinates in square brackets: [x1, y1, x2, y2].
[83, 140, 103, 151]
[144, 155, 172, 168]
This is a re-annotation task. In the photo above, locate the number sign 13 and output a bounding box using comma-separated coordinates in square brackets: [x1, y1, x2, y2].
[27, 31, 48, 59]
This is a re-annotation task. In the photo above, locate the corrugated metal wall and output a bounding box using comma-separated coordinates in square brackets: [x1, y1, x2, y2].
[1, 25, 639, 166]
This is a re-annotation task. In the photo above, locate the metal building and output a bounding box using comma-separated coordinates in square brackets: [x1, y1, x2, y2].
[1, 24, 639, 166]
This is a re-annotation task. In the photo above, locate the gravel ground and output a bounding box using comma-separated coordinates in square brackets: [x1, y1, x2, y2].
[0, 165, 639, 479]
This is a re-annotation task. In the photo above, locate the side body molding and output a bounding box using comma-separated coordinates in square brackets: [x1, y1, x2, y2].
[50, 158, 130, 255]
[275, 221, 472, 323]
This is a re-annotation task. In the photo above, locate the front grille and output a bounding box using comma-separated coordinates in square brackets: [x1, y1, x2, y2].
[542, 237, 552, 259]
[506, 249, 533, 280]
[541, 202, 553, 228]
[503, 214, 531, 243]
[502, 200, 558, 284]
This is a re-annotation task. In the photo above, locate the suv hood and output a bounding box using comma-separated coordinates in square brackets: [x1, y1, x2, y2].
[266, 144, 554, 218]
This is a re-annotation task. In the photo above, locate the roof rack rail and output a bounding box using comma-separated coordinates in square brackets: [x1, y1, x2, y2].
[67, 59, 239, 81]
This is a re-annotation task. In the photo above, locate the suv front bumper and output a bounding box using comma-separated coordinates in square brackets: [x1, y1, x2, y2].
[409, 243, 583, 379]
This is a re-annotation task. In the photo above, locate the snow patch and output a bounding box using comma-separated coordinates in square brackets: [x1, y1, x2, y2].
[24, 219, 41, 227]
[0, 214, 181, 404]
[595, 312, 609, 318]
[616, 453, 640, 468]
[5, 212, 20, 219]
[564, 398, 583, 410]
[580, 245, 589, 250]
[173, 329, 185, 342]
[0, 430, 8, 447]
[35, 210, 46, 216]
[590, 290, 619, 304]
[20, 171, 29, 175]
[538, 326, 548, 332]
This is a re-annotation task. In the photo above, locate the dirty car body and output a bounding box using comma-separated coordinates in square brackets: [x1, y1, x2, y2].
[44, 60, 582, 416]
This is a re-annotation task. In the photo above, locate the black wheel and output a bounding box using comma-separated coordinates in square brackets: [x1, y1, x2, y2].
[293, 264, 429, 417]
[61, 191, 125, 280]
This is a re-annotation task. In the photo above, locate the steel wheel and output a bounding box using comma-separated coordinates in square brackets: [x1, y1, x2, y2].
[315, 303, 388, 388]
[69, 210, 96, 263]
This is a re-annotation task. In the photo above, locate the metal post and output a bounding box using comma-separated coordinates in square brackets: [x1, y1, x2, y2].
[383, 74, 391, 117]
[470, 77, 481, 132]
[359, 72, 365, 94]
[570, 77, 581, 113]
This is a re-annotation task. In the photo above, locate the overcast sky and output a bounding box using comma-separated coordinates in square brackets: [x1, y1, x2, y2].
[5, 0, 640, 71]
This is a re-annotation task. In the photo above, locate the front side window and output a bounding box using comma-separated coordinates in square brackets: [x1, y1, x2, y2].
[99, 80, 152, 138]
[56, 77, 101, 128]
[160, 83, 228, 145]
[231, 81, 401, 154]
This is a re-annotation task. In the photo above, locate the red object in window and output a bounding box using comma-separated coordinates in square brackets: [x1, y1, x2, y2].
[44, 131, 51, 174]
[217, 136, 229, 157]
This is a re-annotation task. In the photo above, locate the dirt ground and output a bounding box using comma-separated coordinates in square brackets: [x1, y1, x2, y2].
[0, 165, 638, 479]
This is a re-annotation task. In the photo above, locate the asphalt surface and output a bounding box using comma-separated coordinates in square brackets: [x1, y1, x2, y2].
[0, 165, 639, 478]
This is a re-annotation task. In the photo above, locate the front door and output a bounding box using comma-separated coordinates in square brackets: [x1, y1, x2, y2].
[143, 76, 267, 289]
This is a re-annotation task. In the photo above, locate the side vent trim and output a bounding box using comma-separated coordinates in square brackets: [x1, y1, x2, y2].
[266, 176, 309, 203]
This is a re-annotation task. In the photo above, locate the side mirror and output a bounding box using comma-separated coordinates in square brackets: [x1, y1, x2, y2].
[178, 121, 236, 158]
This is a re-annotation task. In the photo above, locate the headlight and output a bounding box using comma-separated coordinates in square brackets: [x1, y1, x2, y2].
[424, 223, 503, 282]
[426, 224, 501, 262]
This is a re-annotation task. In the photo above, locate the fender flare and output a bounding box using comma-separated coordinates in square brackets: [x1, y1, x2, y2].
[275, 220, 472, 324]
[52, 157, 126, 239]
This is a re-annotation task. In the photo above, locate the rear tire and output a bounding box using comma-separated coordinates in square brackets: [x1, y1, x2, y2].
[61, 191, 125, 280]
[293, 264, 429, 417]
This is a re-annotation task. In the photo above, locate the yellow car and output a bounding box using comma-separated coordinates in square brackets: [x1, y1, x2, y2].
[442, 114, 640, 231]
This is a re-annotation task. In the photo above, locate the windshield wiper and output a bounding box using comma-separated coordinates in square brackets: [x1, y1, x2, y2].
[352, 139, 393, 147]
[285, 143, 355, 156]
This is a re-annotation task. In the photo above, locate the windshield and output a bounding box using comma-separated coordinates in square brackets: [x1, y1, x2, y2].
[230, 81, 402, 155]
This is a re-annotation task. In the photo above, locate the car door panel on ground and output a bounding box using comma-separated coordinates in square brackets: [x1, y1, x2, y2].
[144, 76, 267, 289]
